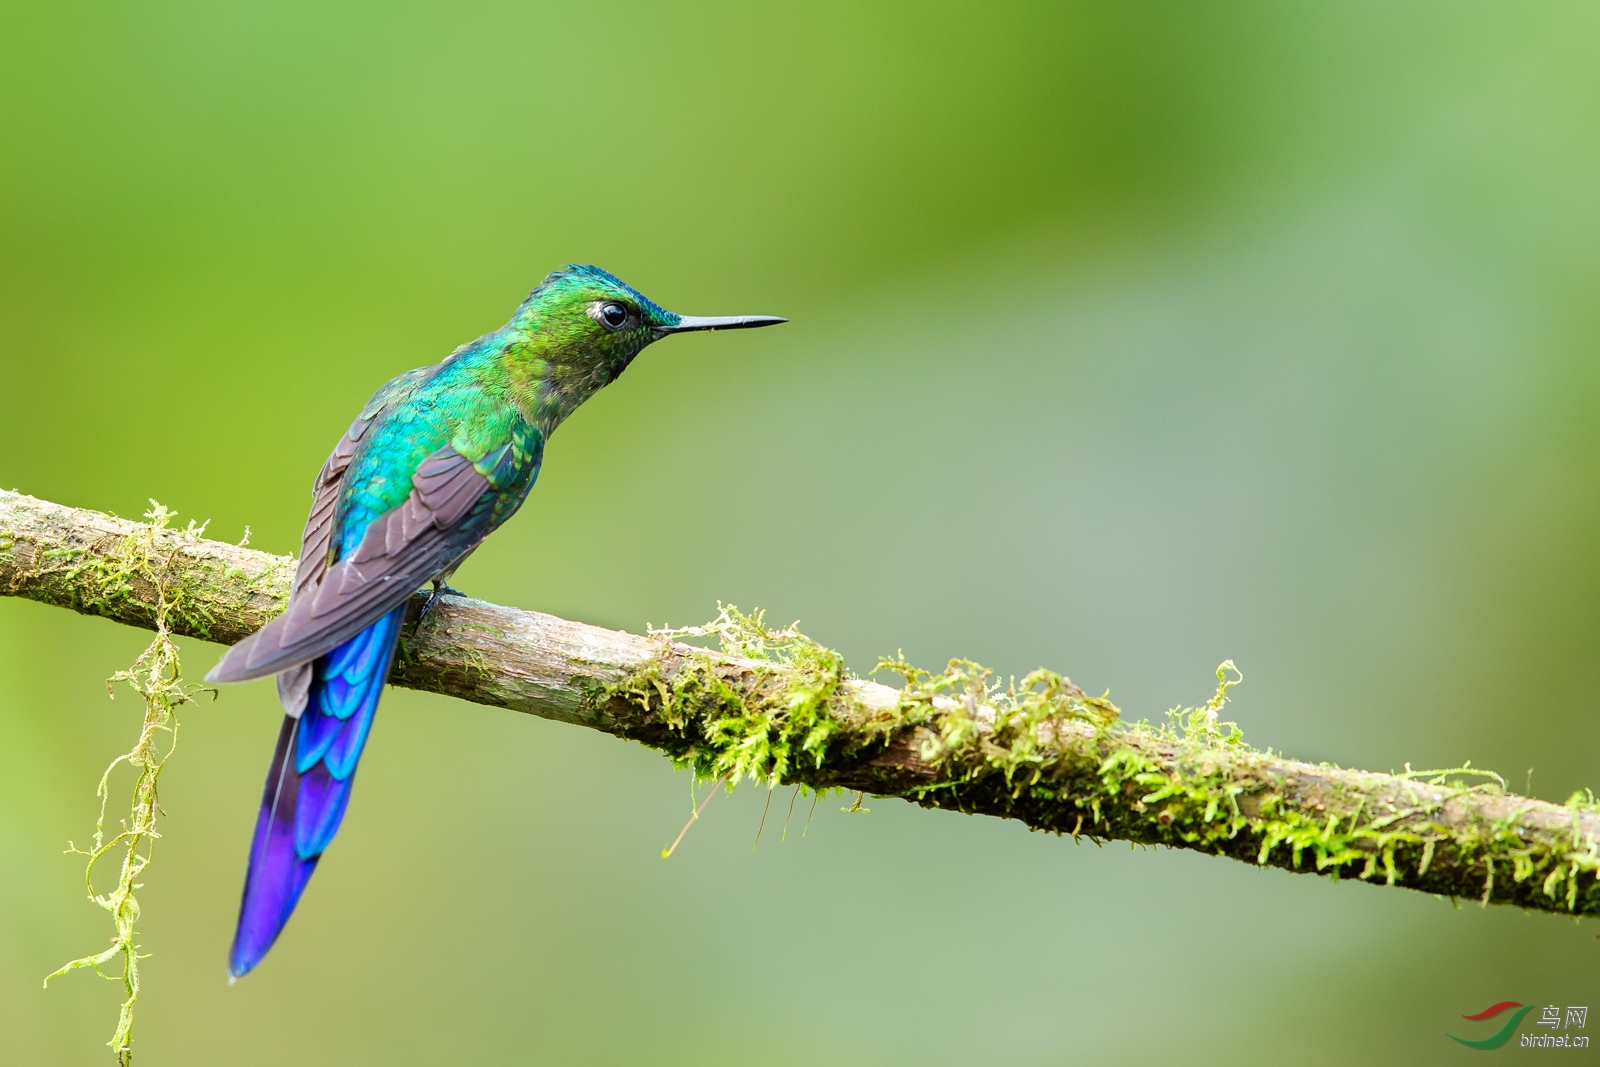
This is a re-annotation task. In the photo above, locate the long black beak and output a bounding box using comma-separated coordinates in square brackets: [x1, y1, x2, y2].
[655, 314, 787, 335]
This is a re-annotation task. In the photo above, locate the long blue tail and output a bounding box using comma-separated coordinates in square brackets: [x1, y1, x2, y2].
[228, 606, 405, 978]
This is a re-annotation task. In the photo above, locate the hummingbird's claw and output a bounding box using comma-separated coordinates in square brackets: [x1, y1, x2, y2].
[418, 581, 466, 625]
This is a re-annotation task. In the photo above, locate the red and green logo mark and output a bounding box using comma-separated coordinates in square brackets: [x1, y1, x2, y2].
[1449, 1002, 1535, 1049]
[1449, 1001, 1589, 1048]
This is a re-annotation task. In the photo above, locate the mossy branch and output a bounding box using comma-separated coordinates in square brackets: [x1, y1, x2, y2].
[6, 488, 1600, 918]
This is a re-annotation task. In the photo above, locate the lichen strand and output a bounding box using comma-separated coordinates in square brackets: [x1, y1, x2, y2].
[600, 616, 1600, 916]
[43, 503, 215, 1065]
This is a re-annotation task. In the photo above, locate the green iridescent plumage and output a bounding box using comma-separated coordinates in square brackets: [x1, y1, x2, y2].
[206, 264, 784, 977]
[340, 266, 687, 543]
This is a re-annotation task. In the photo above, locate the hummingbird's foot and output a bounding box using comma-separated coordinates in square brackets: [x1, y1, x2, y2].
[418, 581, 467, 625]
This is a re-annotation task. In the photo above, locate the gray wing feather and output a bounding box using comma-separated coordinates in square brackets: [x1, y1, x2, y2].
[207, 441, 491, 686]
[262, 415, 374, 714]
[275, 664, 314, 717]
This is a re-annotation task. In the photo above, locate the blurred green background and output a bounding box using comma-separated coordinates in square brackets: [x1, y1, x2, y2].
[4, 1, 1600, 1062]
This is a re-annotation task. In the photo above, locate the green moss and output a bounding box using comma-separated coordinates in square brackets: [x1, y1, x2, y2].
[599, 614, 1600, 916]
[455, 644, 495, 683]
[457, 621, 506, 638]
[16, 503, 284, 648]
[603, 605, 874, 792]
[48, 505, 201, 631]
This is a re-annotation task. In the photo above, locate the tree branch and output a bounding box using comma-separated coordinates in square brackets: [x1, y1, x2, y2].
[5, 487, 1600, 916]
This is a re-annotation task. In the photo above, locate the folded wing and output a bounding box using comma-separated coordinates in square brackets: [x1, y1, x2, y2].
[271, 413, 375, 714]
[207, 442, 493, 686]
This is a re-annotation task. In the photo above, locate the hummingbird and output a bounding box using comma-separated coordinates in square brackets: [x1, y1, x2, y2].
[206, 265, 785, 978]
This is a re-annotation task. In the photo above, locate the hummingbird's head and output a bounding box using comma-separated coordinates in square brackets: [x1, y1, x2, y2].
[510, 264, 785, 421]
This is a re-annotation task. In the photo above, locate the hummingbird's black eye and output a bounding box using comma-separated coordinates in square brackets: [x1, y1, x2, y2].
[599, 302, 629, 330]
